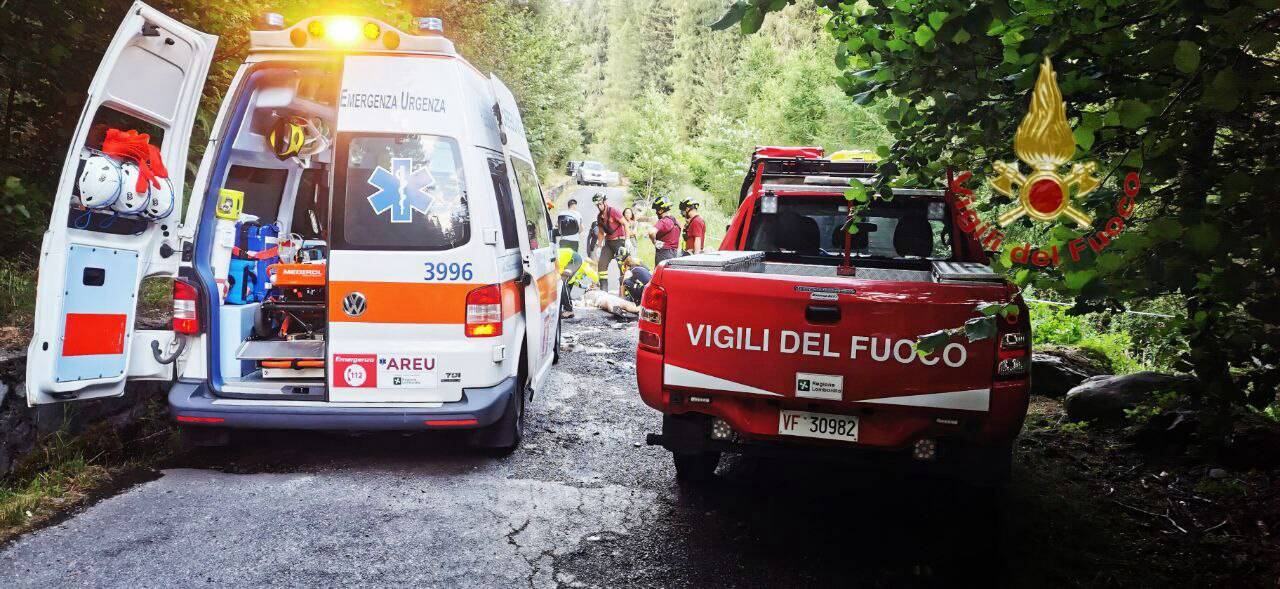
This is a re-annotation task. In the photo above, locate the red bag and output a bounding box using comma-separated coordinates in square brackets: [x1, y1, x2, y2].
[101, 128, 169, 192]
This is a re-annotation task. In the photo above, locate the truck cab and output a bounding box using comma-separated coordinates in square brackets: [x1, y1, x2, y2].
[637, 148, 1031, 482]
[24, 4, 561, 452]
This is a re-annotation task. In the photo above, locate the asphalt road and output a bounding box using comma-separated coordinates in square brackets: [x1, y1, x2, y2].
[0, 309, 1006, 588]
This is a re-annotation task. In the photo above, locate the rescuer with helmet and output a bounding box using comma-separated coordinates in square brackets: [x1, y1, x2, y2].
[614, 245, 652, 304]
[648, 196, 681, 264]
[680, 197, 706, 255]
[593, 192, 627, 292]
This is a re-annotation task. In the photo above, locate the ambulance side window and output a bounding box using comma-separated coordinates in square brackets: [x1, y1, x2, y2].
[488, 157, 520, 249]
[511, 158, 551, 250]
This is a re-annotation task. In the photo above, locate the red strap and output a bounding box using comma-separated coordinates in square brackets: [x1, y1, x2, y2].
[101, 128, 169, 192]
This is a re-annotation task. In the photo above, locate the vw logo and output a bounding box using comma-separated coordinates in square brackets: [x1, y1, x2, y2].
[342, 292, 367, 318]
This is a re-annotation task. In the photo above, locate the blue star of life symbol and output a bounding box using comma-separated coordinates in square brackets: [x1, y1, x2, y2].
[366, 157, 439, 223]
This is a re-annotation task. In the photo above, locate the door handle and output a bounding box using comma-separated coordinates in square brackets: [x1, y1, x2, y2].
[805, 304, 841, 324]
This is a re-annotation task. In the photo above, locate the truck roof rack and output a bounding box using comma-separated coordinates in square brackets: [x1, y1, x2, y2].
[758, 183, 945, 198]
[739, 154, 877, 205]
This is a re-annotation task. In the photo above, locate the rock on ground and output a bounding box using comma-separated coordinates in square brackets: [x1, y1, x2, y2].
[1031, 345, 1111, 398]
[1063, 371, 1198, 423]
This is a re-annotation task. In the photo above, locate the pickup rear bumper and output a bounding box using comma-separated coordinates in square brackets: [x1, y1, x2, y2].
[637, 349, 1030, 449]
[647, 412, 1015, 484]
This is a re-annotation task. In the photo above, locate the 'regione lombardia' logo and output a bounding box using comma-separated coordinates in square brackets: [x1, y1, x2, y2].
[990, 58, 1100, 229]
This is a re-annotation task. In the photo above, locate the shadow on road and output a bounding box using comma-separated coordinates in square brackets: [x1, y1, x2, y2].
[554, 454, 1008, 588]
[173, 429, 499, 475]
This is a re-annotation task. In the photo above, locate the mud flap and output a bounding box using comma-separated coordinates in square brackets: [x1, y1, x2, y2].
[655, 412, 714, 453]
[469, 387, 522, 450]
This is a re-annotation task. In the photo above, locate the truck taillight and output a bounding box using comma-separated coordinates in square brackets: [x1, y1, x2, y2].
[172, 279, 200, 335]
[995, 302, 1030, 377]
[466, 284, 504, 337]
[638, 285, 666, 353]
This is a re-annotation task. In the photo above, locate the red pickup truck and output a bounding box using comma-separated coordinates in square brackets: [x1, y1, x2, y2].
[638, 148, 1031, 483]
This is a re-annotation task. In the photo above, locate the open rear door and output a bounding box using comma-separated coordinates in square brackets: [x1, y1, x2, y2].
[24, 2, 215, 405]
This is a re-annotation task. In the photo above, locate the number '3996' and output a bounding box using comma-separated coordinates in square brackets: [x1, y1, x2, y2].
[424, 262, 474, 282]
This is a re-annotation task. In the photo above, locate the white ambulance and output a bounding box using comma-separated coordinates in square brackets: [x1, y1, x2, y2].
[23, 4, 563, 451]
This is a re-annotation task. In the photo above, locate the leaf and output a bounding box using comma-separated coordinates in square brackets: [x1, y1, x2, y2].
[986, 19, 1005, 36]
[915, 329, 954, 357]
[963, 316, 997, 342]
[1186, 223, 1221, 253]
[1073, 126, 1095, 151]
[1013, 268, 1031, 286]
[740, 6, 765, 34]
[1063, 269, 1097, 290]
[951, 28, 971, 43]
[914, 25, 935, 47]
[1148, 217, 1184, 240]
[928, 11, 947, 31]
[13, 204, 28, 218]
[1203, 69, 1241, 112]
[886, 38, 909, 52]
[709, 2, 747, 31]
[975, 302, 1005, 316]
[1117, 100, 1153, 129]
[1173, 41, 1200, 74]
[844, 181, 868, 202]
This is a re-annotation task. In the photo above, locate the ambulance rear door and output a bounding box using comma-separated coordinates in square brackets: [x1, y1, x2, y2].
[24, 2, 215, 405]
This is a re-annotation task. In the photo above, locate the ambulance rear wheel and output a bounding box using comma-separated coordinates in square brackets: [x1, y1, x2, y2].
[673, 451, 720, 482]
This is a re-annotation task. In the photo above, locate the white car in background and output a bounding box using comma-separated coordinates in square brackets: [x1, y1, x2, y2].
[574, 161, 619, 186]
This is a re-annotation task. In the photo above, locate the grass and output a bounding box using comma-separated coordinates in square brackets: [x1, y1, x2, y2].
[0, 259, 35, 329]
[1028, 300, 1149, 374]
[0, 397, 178, 542]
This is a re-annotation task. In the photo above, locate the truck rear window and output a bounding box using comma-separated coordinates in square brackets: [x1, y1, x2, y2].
[333, 134, 468, 250]
[746, 196, 952, 260]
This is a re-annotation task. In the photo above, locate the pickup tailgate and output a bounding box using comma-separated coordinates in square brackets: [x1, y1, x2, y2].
[660, 267, 1004, 411]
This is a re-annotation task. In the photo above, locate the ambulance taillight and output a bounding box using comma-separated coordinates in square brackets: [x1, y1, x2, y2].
[173, 279, 201, 335]
[638, 285, 666, 353]
[465, 284, 504, 337]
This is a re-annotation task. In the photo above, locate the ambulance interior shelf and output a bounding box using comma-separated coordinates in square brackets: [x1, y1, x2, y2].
[211, 68, 336, 383]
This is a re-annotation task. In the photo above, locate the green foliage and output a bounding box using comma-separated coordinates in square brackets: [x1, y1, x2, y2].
[722, 0, 1280, 411]
[0, 258, 36, 327]
[574, 0, 891, 219]
[1123, 390, 1181, 425]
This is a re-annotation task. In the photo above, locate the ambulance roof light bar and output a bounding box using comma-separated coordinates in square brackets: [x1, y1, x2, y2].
[249, 15, 456, 55]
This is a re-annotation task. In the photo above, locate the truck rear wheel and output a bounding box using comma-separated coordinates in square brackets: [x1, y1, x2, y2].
[672, 451, 720, 482]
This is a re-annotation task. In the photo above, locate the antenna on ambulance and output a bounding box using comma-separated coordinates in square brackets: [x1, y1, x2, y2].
[416, 17, 444, 36]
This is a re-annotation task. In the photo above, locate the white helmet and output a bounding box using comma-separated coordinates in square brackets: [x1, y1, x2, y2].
[111, 162, 149, 215]
[76, 155, 122, 209]
[143, 176, 175, 220]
